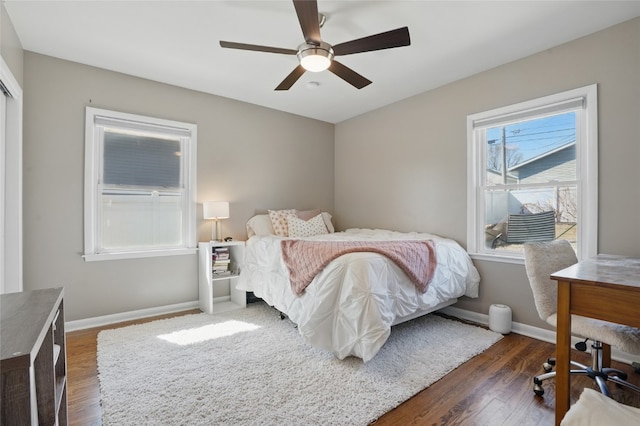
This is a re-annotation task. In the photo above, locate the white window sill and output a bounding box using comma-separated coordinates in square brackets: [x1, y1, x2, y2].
[469, 252, 525, 265]
[83, 247, 197, 262]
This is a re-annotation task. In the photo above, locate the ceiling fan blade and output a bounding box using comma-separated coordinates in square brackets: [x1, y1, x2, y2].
[220, 41, 297, 55]
[328, 60, 372, 89]
[293, 0, 321, 45]
[333, 27, 410, 56]
[275, 65, 306, 91]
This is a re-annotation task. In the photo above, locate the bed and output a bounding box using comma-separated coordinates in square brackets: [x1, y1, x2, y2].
[236, 211, 480, 362]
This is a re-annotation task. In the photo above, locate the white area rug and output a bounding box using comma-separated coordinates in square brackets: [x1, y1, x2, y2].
[97, 302, 502, 425]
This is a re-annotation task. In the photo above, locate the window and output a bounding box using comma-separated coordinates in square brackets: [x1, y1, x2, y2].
[467, 85, 597, 263]
[84, 107, 197, 261]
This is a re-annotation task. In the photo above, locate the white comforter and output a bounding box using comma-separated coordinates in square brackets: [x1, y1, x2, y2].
[236, 228, 480, 361]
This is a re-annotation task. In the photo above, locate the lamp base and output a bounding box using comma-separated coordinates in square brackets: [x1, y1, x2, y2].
[212, 219, 222, 242]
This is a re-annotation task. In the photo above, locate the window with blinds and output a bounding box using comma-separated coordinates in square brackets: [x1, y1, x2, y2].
[84, 107, 197, 261]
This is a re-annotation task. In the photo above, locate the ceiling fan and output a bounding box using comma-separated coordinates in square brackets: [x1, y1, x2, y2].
[219, 0, 411, 90]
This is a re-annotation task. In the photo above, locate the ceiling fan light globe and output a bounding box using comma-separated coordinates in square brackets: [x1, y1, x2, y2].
[301, 54, 331, 72]
[298, 42, 334, 72]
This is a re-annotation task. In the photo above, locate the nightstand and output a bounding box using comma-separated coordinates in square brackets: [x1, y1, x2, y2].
[198, 241, 246, 314]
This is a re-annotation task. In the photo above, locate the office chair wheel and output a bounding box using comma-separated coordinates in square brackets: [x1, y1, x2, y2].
[533, 377, 545, 396]
[533, 377, 544, 396]
[543, 358, 555, 373]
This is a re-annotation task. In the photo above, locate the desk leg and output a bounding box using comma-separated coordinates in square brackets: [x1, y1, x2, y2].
[556, 280, 571, 425]
[602, 343, 611, 368]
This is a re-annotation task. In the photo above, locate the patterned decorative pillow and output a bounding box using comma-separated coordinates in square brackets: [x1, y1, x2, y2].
[268, 209, 297, 236]
[287, 213, 329, 238]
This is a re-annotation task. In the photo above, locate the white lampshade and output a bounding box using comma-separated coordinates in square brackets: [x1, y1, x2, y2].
[203, 201, 229, 219]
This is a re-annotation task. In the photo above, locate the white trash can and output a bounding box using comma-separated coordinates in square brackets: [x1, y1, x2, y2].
[489, 304, 512, 334]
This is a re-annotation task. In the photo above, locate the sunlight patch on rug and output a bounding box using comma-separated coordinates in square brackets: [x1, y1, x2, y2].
[98, 302, 502, 426]
[157, 320, 261, 345]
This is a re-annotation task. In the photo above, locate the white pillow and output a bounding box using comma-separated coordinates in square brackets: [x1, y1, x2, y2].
[287, 213, 328, 238]
[321, 212, 335, 233]
[246, 214, 274, 238]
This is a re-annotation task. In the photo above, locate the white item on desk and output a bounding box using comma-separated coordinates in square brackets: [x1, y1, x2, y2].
[561, 388, 640, 425]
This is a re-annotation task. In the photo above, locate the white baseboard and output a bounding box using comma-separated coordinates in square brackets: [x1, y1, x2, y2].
[66, 300, 200, 332]
[441, 306, 640, 365]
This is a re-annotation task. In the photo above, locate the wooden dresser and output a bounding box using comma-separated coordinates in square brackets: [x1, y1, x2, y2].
[1, 287, 67, 425]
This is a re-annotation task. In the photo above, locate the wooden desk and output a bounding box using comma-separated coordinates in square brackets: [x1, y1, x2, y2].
[551, 255, 640, 425]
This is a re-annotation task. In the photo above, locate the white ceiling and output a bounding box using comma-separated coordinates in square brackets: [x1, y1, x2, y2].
[5, 1, 640, 123]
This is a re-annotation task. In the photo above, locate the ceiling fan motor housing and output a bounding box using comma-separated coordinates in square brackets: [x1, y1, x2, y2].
[297, 41, 334, 72]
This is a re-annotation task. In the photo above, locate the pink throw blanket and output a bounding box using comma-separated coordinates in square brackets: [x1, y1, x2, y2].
[281, 240, 437, 295]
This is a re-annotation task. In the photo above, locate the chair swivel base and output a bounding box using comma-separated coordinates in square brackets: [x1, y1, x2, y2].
[533, 359, 640, 397]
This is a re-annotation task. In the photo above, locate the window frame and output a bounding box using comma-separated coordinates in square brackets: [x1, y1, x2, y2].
[84, 107, 197, 261]
[466, 85, 598, 264]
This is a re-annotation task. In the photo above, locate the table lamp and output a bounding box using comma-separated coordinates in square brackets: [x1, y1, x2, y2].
[203, 201, 229, 241]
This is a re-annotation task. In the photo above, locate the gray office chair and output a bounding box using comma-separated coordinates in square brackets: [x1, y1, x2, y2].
[523, 240, 640, 398]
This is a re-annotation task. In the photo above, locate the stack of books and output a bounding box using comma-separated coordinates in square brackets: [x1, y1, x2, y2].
[212, 246, 231, 276]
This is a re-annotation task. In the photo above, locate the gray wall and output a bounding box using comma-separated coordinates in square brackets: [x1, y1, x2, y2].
[335, 17, 640, 330]
[23, 52, 334, 321]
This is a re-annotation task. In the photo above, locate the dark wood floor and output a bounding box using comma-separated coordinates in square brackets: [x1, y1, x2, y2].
[66, 309, 640, 426]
